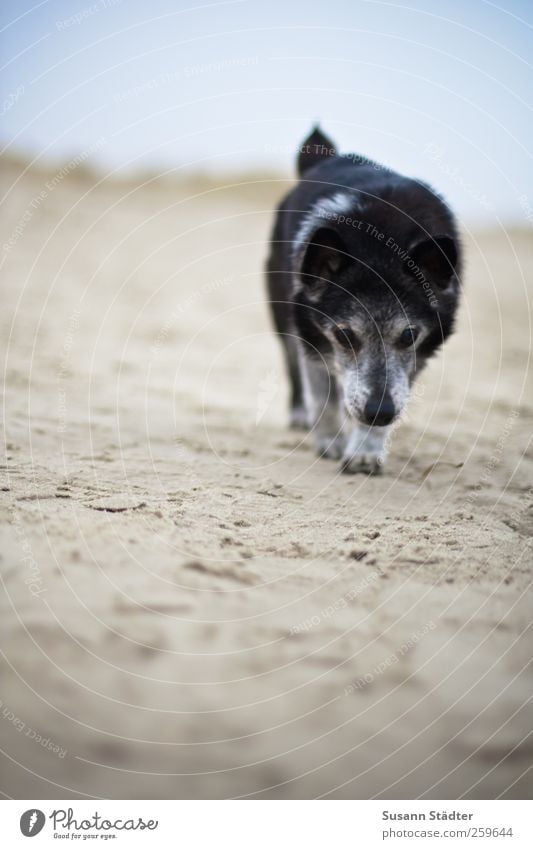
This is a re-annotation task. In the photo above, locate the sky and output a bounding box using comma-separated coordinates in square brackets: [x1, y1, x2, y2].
[1, 0, 532, 224]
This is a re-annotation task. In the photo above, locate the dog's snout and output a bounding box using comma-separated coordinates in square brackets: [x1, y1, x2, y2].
[363, 393, 395, 427]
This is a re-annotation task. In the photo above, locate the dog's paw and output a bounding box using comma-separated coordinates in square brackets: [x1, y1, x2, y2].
[315, 433, 346, 460]
[289, 405, 309, 430]
[340, 451, 384, 475]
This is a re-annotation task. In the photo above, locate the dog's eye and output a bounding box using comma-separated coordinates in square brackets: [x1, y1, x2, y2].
[398, 327, 419, 348]
[333, 327, 361, 352]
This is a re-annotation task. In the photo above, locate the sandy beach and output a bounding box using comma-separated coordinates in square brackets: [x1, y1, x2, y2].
[1, 155, 532, 799]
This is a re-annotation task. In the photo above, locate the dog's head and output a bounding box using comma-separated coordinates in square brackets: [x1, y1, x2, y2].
[293, 216, 461, 427]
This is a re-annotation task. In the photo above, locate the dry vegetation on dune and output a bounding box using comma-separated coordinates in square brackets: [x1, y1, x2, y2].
[1, 156, 532, 798]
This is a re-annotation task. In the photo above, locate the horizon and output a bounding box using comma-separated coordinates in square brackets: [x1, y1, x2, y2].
[1, 0, 533, 226]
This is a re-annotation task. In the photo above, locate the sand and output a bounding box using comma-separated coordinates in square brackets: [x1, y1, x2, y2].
[1, 155, 532, 799]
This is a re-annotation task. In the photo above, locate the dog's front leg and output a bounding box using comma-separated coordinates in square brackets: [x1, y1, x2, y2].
[300, 355, 345, 459]
[340, 423, 390, 475]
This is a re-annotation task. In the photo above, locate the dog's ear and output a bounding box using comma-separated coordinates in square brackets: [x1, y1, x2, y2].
[409, 235, 459, 289]
[300, 228, 350, 299]
[298, 125, 337, 176]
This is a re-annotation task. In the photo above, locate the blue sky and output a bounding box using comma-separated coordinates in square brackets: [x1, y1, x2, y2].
[1, 0, 532, 223]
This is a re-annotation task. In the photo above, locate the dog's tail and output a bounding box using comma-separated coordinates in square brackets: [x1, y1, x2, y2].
[297, 124, 337, 176]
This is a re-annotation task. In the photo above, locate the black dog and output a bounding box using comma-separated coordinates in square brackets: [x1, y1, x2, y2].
[266, 126, 461, 473]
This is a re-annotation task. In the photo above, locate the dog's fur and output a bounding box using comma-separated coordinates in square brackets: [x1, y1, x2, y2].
[266, 126, 462, 474]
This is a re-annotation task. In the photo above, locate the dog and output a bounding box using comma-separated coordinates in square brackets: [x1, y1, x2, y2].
[266, 125, 461, 474]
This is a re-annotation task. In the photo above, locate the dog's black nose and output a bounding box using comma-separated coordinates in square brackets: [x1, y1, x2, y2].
[363, 393, 396, 427]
